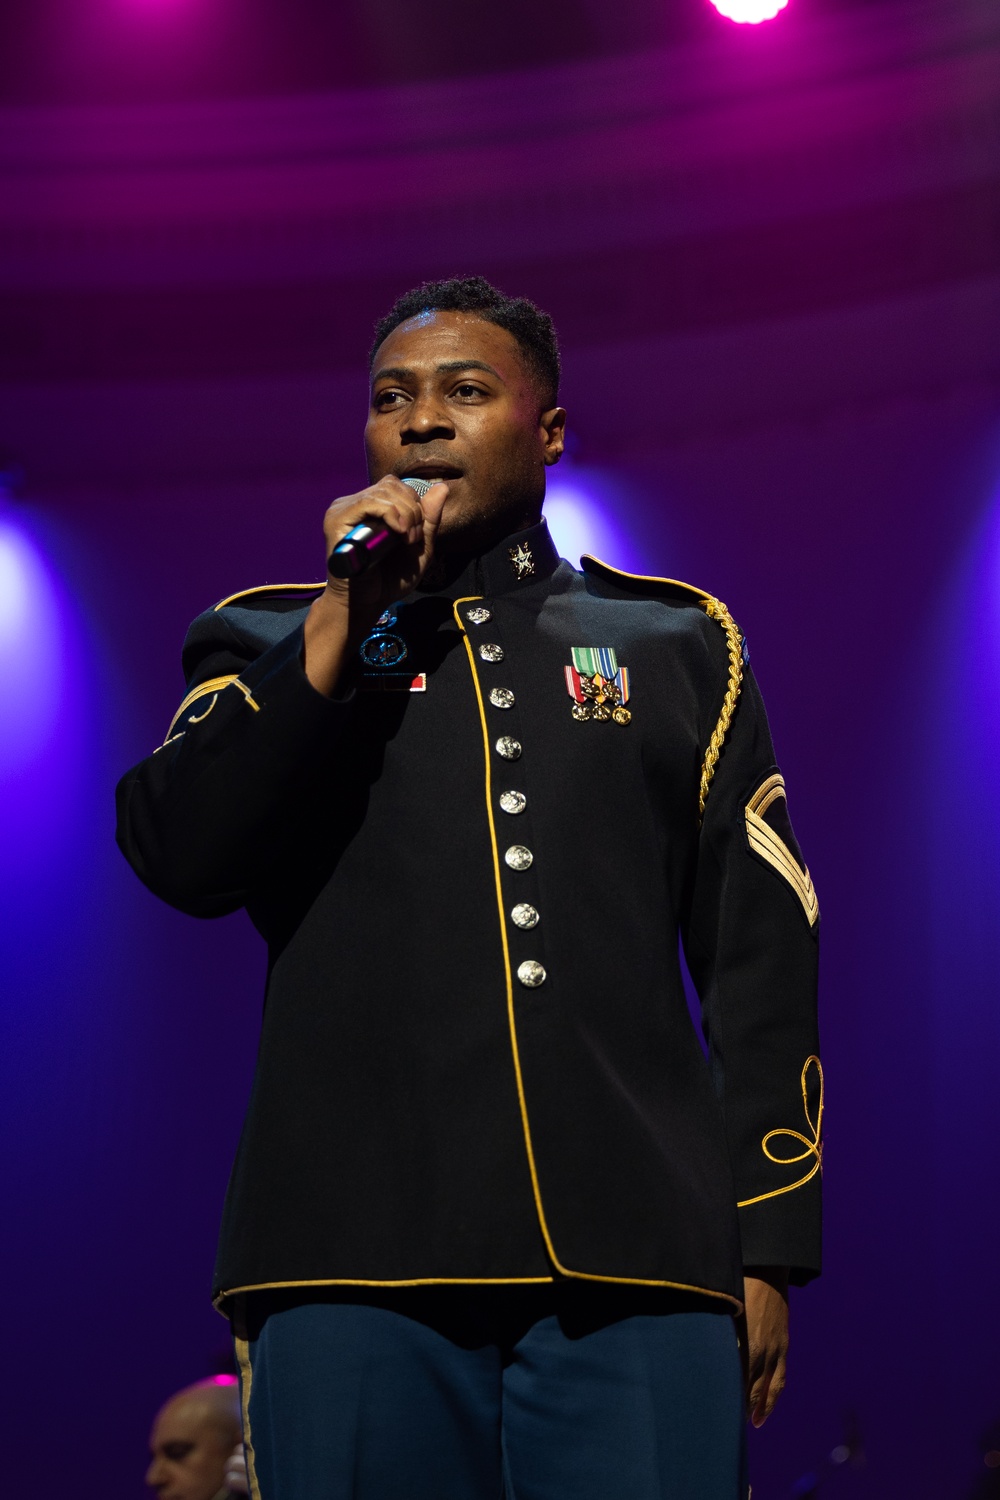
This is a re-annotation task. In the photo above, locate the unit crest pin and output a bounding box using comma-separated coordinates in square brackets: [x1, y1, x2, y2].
[357, 607, 427, 691]
[359, 609, 408, 668]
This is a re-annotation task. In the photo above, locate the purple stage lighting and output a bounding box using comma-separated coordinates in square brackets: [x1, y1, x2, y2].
[709, 0, 789, 21]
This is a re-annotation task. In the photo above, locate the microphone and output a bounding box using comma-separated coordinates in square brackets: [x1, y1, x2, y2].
[328, 477, 433, 579]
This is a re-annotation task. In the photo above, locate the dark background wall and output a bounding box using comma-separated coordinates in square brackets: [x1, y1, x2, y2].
[1, 2, 999, 1496]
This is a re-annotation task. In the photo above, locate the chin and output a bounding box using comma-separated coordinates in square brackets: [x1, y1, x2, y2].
[435, 511, 484, 548]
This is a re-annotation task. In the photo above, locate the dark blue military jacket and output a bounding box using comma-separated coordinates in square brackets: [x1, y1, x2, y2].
[116, 520, 822, 1312]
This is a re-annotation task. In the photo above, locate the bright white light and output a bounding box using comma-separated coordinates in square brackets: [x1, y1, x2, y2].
[0, 522, 43, 643]
[0, 524, 32, 639]
[0, 521, 65, 773]
[544, 481, 627, 567]
[709, 0, 789, 21]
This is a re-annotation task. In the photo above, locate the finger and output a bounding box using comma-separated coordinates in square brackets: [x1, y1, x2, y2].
[745, 1337, 765, 1395]
[324, 496, 414, 552]
[750, 1352, 788, 1427]
[224, 1446, 250, 1494]
[763, 1355, 787, 1422]
[749, 1367, 771, 1428]
[381, 475, 430, 521]
[364, 498, 418, 534]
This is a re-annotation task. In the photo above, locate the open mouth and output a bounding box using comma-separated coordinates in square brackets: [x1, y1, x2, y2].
[399, 463, 464, 482]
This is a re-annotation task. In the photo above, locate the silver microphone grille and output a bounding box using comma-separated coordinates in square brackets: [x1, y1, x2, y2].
[401, 477, 433, 498]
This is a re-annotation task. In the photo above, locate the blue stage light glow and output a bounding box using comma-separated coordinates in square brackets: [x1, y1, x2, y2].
[0, 520, 67, 778]
[0, 516, 91, 876]
[544, 469, 647, 573]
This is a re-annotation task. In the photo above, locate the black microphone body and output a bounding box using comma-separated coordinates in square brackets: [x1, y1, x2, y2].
[328, 477, 432, 579]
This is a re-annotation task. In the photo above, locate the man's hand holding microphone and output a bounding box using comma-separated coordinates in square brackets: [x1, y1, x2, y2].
[302, 476, 448, 697]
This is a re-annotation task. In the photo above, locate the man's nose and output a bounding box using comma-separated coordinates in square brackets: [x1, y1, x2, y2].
[145, 1455, 165, 1489]
[401, 394, 454, 440]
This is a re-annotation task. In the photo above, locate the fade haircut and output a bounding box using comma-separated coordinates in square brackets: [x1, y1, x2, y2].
[370, 276, 561, 407]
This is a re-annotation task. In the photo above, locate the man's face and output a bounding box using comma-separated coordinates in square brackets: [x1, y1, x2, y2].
[146, 1397, 232, 1500]
[365, 310, 565, 550]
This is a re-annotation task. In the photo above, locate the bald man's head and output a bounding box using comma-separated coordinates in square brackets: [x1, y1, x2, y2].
[146, 1377, 242, 1500]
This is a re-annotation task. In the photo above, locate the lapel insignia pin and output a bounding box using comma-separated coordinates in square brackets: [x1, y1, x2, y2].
[565, 647, 631, 725]
[509, 543, 536, 579]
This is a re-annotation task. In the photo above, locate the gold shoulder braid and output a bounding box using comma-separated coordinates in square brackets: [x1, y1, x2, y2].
[697, 596, 745, 824]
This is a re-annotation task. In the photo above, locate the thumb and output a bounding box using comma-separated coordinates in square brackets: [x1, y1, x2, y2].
[420, 481, 448, 542]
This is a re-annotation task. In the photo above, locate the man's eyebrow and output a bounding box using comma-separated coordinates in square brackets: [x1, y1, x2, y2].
[371, 365, 412, 384]
[435, 360, 504, 380]
[371, 360, 505, 384]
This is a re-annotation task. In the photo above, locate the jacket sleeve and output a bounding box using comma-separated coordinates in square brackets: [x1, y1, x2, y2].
[682, 649, 822, 1285]
[115, 606, 354, 917]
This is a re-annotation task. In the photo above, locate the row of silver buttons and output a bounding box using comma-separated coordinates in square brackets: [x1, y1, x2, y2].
[468, 605, 545, 989]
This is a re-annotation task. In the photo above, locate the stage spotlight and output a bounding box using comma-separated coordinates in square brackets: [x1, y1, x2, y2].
[709, 0, 789, 21]
[545, 477, 631, 570]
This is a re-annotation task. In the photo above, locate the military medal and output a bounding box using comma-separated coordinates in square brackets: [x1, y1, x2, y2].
[565, 646, 631, 725]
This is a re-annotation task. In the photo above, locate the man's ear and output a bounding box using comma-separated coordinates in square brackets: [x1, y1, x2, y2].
[541, 407, 567, 466]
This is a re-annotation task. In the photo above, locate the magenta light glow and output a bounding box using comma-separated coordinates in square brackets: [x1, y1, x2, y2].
[709, 0, 789, 21]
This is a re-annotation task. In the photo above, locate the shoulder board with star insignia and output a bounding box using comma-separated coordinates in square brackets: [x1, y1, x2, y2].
[213, 581, 327, 613]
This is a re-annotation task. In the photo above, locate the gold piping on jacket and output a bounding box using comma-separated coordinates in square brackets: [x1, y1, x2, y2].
[214, 1268, 739, 1313]
[745, 774, 819, 926]
[444, 597, 744, 1313]
[214, 581, 326, 612]
[214, 1274, 555, 1312]
[738, 1056, 824, 1208]
[580, 556, 714, 602]
[165, 675, 260, 741]
[232, 1315, 262, 1500]
[579, 557, 743, 823]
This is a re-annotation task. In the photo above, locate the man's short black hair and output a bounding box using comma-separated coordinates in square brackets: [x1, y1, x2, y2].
[370, 276, 560, 407]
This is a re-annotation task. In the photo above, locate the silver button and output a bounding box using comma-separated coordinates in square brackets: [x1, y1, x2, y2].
[495, 736, 522, 761]
[511, 903, 539, 930]
[489, 688, 515, 709]
[479, 643, 504, 663]
[466, 606, 492, 625]
[499, 791, 526, 815]
[505, 845, 533, 871]
[517, 960, 546, 988]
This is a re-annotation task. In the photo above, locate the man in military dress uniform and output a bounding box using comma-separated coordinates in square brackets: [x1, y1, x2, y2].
[117, 277, 822, 1500]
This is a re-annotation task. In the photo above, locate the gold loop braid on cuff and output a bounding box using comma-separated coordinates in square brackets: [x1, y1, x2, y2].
[697, 596, 744, 823]
[737, 1056, 824, 1208]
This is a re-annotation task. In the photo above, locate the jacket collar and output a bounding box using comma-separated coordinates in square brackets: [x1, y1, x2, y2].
[423, 518, 562, 602]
